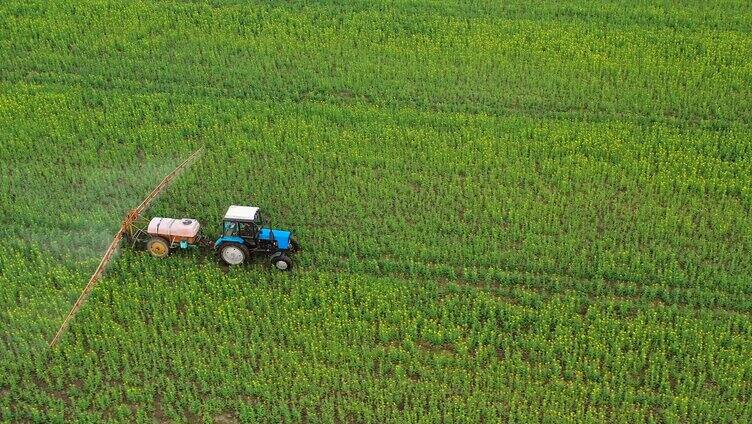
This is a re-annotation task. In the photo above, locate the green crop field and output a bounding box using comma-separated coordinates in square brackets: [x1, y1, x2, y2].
[1, 1, 751, 422]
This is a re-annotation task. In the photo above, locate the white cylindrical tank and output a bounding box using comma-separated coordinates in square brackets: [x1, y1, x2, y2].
[147, 217, 201, 243]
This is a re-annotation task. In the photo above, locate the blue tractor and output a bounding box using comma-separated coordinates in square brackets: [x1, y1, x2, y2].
[133, 205, 299, 271]
[214, 205, 300, 270]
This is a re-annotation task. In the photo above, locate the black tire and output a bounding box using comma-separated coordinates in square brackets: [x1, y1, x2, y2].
[219, 243, 249, 266]
[147, 237, 170, 258]
[270, 253, 293, 271]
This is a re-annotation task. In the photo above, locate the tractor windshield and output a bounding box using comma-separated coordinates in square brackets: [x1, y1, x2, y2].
[223, 221, 238, 236]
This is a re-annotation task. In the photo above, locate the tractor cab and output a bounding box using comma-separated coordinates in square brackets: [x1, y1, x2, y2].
[214, 205, 299, 270]
[221, 205, 261, 240]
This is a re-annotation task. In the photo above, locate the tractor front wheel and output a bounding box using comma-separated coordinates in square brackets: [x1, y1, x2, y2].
[219, 243, 249, 266]
[270, 253, 293, 271]
[147, 237, 170, 258]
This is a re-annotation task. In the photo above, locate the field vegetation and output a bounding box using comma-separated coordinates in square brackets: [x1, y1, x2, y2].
[1, 1, 751, 422]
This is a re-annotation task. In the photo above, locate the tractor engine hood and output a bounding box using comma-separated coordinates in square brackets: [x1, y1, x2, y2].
[258, 228, 292, 249]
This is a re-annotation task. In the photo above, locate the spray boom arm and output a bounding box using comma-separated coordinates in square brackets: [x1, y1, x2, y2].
[49, 147, 204, 347]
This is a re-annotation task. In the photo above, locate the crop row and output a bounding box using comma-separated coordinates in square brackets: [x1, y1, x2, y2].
[2, 1, 750, 125]
[2, 85, 750, 291]
[2, 250, 751, 422]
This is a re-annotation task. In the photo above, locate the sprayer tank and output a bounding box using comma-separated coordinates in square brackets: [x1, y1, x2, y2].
[147, 217, 201, 243]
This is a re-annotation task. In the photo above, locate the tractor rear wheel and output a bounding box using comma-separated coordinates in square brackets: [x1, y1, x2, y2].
[270, 253, 293, 271]
[147, 237, 170, 258]
[219, 243, 249, 266]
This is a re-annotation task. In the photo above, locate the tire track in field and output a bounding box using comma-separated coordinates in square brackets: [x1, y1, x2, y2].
[322, 249, 752, 299]
[311, 252, 752, 318]
[0, 70, 747, 132]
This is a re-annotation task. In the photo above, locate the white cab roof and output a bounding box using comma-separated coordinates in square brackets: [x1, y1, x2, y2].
[224, 205, 259, 222]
